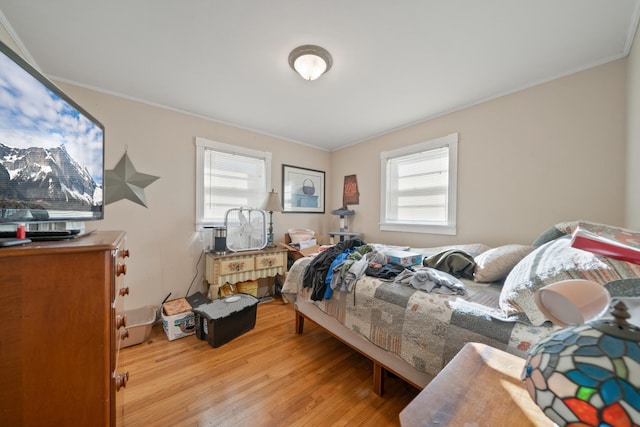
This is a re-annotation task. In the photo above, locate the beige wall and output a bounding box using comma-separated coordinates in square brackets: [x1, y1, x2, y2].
[627, 24, 640, 229]
[331, 59, 628, 248]
[57, 85, 331, 309]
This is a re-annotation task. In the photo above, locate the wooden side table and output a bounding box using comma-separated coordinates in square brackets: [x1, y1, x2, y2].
[399, 342, 552, 427]
[204, 247, 288, 299]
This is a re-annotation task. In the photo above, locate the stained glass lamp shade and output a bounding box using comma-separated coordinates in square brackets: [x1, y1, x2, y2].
[522, 300, 640, 427]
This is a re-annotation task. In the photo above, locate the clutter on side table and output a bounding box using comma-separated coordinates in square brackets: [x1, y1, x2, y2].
[287, 228, 315, 244]
[279, 230, 323, 261]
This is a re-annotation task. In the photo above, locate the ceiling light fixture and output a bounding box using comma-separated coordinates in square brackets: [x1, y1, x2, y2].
[288, 45, 332, 81]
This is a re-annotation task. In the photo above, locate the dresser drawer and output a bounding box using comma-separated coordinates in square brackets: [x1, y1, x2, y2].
[218, 255, 253, 275]
[254, 253, 284, 271]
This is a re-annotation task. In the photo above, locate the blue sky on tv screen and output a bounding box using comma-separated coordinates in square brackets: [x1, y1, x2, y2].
[0, 49, 103, 184]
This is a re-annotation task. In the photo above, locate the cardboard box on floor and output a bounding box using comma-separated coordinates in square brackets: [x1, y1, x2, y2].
[161, 297, 196, 341]
[278, 232, 323, 260]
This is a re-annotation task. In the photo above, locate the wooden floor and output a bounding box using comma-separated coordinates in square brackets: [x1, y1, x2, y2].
[120, 299, 420, 427]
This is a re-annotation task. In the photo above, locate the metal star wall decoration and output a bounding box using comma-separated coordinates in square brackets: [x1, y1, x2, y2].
[104, 151, 159, 207]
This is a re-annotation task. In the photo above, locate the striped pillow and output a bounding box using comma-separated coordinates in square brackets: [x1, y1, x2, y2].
[499, 236, 640, 325]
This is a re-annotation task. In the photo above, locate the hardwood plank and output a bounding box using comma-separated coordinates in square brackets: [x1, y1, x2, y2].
[121, 300, 419, 426]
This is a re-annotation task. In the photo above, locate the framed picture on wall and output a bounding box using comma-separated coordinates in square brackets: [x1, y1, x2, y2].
[282, 164, 325, 213]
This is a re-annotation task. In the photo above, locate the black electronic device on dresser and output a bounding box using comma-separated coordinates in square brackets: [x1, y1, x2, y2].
[0, 229, 83, 240]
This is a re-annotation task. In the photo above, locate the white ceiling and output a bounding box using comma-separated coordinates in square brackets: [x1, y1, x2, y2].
[1, 1, 639, 151]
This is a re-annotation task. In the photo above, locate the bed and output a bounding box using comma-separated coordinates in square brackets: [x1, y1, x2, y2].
[281, 220, 640, 395]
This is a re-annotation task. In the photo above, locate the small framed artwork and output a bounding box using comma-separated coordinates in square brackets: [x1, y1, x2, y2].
[282, 164, 325, 213]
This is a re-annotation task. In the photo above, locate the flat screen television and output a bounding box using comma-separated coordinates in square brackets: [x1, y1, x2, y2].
[0, 39, 104, 225]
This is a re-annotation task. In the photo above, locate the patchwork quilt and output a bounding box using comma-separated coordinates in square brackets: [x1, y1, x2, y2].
[283, 256, 555, 377]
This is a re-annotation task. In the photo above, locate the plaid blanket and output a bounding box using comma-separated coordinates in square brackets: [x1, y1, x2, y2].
[284, 256, 555, 377]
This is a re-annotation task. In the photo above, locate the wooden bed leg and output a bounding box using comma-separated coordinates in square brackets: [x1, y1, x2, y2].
[372, 361, 385, 396]
[295, 311, 305, 334]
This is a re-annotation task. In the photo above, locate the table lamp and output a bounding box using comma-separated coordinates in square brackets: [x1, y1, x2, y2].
[262, 189, 281, 248]
[522, 280, 640, 427]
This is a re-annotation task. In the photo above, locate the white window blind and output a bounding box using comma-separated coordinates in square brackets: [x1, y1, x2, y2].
[380, 133, 458, 235]
[196, 137, 271, 228]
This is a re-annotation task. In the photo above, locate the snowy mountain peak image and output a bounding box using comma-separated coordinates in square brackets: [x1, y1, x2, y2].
[0, 142, 102, 213]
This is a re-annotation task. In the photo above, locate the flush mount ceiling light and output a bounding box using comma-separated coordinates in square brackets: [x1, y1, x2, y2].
[288, 45, 332, 81]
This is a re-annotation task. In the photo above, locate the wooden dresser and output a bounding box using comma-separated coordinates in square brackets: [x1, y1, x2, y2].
[0, 230, 130, 426]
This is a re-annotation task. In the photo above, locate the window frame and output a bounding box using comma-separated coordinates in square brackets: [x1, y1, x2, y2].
[379, 133, 458, 235]
[195, 137, 272, 229]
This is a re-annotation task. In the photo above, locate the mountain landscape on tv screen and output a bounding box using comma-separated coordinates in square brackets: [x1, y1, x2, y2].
[0, 142, 102, 214]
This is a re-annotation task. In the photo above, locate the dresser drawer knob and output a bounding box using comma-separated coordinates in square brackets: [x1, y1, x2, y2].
[117, 264, 127, 276]
[120, 249, 130, 259]
[116, 314, 127, 329]
[120, 329, 130, 340]
[115, 372, 129, 391]
[119, 287, 130, 297]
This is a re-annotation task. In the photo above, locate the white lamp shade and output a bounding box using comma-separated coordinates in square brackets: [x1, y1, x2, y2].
[263, 190, 282, 212]
[534, 279, 611, 326]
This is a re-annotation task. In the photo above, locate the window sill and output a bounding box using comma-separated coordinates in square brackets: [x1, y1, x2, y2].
[379, 222, 456, 236]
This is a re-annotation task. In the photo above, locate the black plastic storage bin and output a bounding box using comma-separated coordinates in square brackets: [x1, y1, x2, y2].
[193, 293, 259, 348]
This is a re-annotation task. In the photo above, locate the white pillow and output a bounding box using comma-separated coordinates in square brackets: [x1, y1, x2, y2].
[474, 244, 534, 283]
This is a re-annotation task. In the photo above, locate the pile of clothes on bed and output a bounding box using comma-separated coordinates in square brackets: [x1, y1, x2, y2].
[302, 239, 475, 302]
